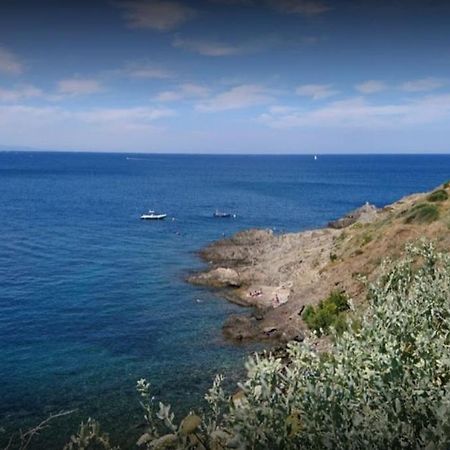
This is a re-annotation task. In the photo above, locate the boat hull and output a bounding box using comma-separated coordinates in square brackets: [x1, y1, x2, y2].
[140, 214, 167, 220]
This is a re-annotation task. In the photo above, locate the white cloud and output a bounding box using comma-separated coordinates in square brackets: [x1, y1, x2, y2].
[155, 91, 182, 102]
[118, 0, 196, 31]
[268, 105, 297, 114]
[0, 104, 174, 125]
[57, 78, 103, 95]
[196, 84, 272, 112]
[173, 36, 243, 56]
[401, 77, 447, 92]
[156, 83, 210, 102]
[296, 84, 338, 100]
[0, 85, 43, 102]
[173, 34, 284, 56]
[77, 106, 175, 124]
[126, 66, 174, 79]
[259, 94, 450, 129]
[355, 80, 387, 94]
[0, 46, 23, 75]
[0, 104, 175, 151]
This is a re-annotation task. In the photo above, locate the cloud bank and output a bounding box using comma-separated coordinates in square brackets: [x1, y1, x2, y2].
[196, 84, 273, 111]
[57, 79, 103, 95]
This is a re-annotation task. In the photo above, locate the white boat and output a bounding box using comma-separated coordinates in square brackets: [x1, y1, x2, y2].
[140, 210, 167, 220]
[314, 155, 318, 160]
[213, 209, 236, 218]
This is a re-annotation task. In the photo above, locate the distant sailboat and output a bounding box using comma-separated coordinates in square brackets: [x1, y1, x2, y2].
[314, 155, 318, 160]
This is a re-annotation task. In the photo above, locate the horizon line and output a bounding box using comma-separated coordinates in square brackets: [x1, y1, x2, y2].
[2, 149, 450, 157]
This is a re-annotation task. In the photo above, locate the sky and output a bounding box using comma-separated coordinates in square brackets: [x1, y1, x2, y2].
[0, 0, 450, 153]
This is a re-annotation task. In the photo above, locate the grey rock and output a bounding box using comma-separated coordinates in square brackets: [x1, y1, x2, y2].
[189, 267, 241, 288]
[328, 203, 379, 229]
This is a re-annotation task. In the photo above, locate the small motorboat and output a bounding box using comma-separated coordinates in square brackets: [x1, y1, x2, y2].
[213, 210, 236, 218]
[140, 210, 167, 220]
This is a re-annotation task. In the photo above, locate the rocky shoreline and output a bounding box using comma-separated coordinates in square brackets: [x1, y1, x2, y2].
[187, 184, 450, 344]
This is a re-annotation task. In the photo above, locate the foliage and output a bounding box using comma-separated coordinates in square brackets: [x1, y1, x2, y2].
[335, 230, 347, 242]
[130, 242, 450, 450]
[403, 202, 439, 224]
[63, 419, 119, 450]
[361, 232, 373, 246]
[60, 241, 450, 449]
[427, 189, 449, 202]
[131, 377, 231, 450]
[303, 290, 350, 336]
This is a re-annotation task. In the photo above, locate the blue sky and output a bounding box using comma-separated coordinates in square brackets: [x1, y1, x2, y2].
[0, 0, 450, 153]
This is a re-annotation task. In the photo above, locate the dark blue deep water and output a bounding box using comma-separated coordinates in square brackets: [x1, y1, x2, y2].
[1, 152, 450, 448]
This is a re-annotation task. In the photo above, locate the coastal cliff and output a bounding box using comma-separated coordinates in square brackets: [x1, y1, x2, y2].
[188, 182, 450, 343]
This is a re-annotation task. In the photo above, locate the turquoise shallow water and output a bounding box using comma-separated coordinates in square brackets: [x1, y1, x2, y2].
[1, 152, 450, 448]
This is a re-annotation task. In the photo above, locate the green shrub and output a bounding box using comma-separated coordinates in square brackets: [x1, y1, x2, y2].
[404, 202, 439, 224]
[335, 231, 347, 242]
[302, 290, 349, 336]
[443, 180, 450, 189]
[427, 189, 449, 202]
[361, 232, 373, 246]
[329, 252, 338, 262]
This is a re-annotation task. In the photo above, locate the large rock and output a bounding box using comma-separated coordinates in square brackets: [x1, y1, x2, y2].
[328, 202, 379, 229]
[188, 267, 241, 288]
[223, 315, 258, 341]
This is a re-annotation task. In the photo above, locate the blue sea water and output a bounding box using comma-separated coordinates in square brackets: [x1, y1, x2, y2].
[1, 152, 450, 448]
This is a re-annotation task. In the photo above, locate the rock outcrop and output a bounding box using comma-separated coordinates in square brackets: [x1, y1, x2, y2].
[328, 202, 379, 229]
[189, 267, 241, 288]
[188, 183, 450, 345]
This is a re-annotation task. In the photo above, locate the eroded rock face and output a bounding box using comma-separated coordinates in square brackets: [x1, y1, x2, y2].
[328, 203, 379, 229]
[188, 267, 241, 288]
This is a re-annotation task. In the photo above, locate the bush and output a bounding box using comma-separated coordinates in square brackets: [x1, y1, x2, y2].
[361, 232, 373, 246]
[404, 202, 439, 224]
[428, 189, 449, 202]
[64, 242, 450, 450]
[302, 290, 350, 336]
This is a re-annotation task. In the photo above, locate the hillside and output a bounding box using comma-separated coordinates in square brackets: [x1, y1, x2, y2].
[188, 181, 450, 343]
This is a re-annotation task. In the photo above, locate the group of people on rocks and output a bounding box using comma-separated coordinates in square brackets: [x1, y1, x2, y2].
[249, 289, 262, 298]
[249, 288, 283, 308]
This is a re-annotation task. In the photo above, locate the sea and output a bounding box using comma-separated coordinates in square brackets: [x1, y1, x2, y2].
[1, 152, 450, 448]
